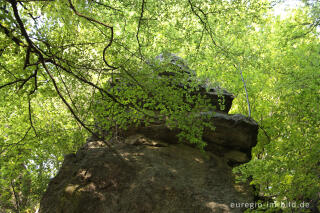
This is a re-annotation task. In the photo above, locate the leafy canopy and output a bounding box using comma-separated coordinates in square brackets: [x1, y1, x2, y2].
[0, 0, 319, 212]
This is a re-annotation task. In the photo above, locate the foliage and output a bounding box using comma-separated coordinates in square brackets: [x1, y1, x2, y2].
[92, 54, 215, 148]
[232, 5, 320, 213]
[0, 0, 319, 212]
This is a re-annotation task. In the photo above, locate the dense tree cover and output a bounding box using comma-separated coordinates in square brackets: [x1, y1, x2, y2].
[0, 0, 319, 212]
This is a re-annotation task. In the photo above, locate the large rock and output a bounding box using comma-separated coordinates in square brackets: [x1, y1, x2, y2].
[40, 54, 258, 212]
[123, 111, 258, 163]
[202, 112, 258, 158]
[196, 85, 234, 113]
[40, 137, 253, 213]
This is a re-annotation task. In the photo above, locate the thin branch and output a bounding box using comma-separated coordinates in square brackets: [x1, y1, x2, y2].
[0, 79, 24, 90]
[10, 180, 20, 213]
[196, 28, 205, 51]
[9, 0, 40, 54]
[68, 0, 112, 29]
[50, 59, 156, 118]
[68, 0, 117, 70]
[0, 63, 18, 79]
[0, 70, 35, 91]
[29, 66, 38, 95]
[47, 58, 124, 105]
[188, 0, 217, 47]
[136, 0, 145, 58]
[259, 125, 271, 144]
[102, 28, 117, 70]
[17, 71, 36, 91]
[28, 96, 38, 137]
[234, 63, 251, 117]
[0, 23, 26, 47]
[41, 60, 96, 136]
[56, 68, 79, 113]
[188, 0, 233, 57]
[84, 69, 103, 121]
[120, 66, 147, 92]
[0, 127, 31, 156]
[91, 0, 123, 12]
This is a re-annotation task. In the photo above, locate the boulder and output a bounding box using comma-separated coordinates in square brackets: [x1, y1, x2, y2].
[40, 137, 253, 213]
[40, 53, 258, 213]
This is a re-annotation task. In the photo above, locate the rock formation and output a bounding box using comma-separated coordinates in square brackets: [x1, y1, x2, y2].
[39, 54, 258, 213]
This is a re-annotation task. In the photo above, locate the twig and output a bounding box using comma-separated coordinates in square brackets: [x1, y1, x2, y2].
[91, 0, 122, 12]
[0, 23, 26, 47]
[29, 66, 38, 95]
[136, 0, 145, 58]
[259, 125, 271, 143]
[234, 63, 251, 117]
[41, 60, 95, 135]
[57, 68, 80, 113]
[0, 63, 18, 79]
[0, 127, 31, 156]
[68, 0, 117, 70]
[0, 79, 24, 90]
[188, 0, 217, 46]
[28, 96, 38, 136]
[11, 180, 20, 212]
[47, 59, 124, 105]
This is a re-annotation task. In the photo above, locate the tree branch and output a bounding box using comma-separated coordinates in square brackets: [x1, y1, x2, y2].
[0, 63, 18, 79]
[41, 60, 96, 136]
[234, 63, 251, 117]
[0, 79, 24, 90]
[0, 23, 26, 47]
[56, 68, 79, 113]
[136, 0, 145, 58]
[0, 127, 31, 156]
[10, 180, 20, 213]
[28, 96, 38, 137]
[9, 0, 40, 54]
[188, 0, 232, 56]
[47, 58, 124, 105]
[17, 71, 36, 91]
[68, 0, 117, 70]
[188, 0, 217, 47]
[91, 0, 123, 12]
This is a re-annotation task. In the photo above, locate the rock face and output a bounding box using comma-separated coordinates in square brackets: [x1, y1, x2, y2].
[123, 112, 258, 165]
[40, 54, 258, 213]
[40, 138, 254, 213]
